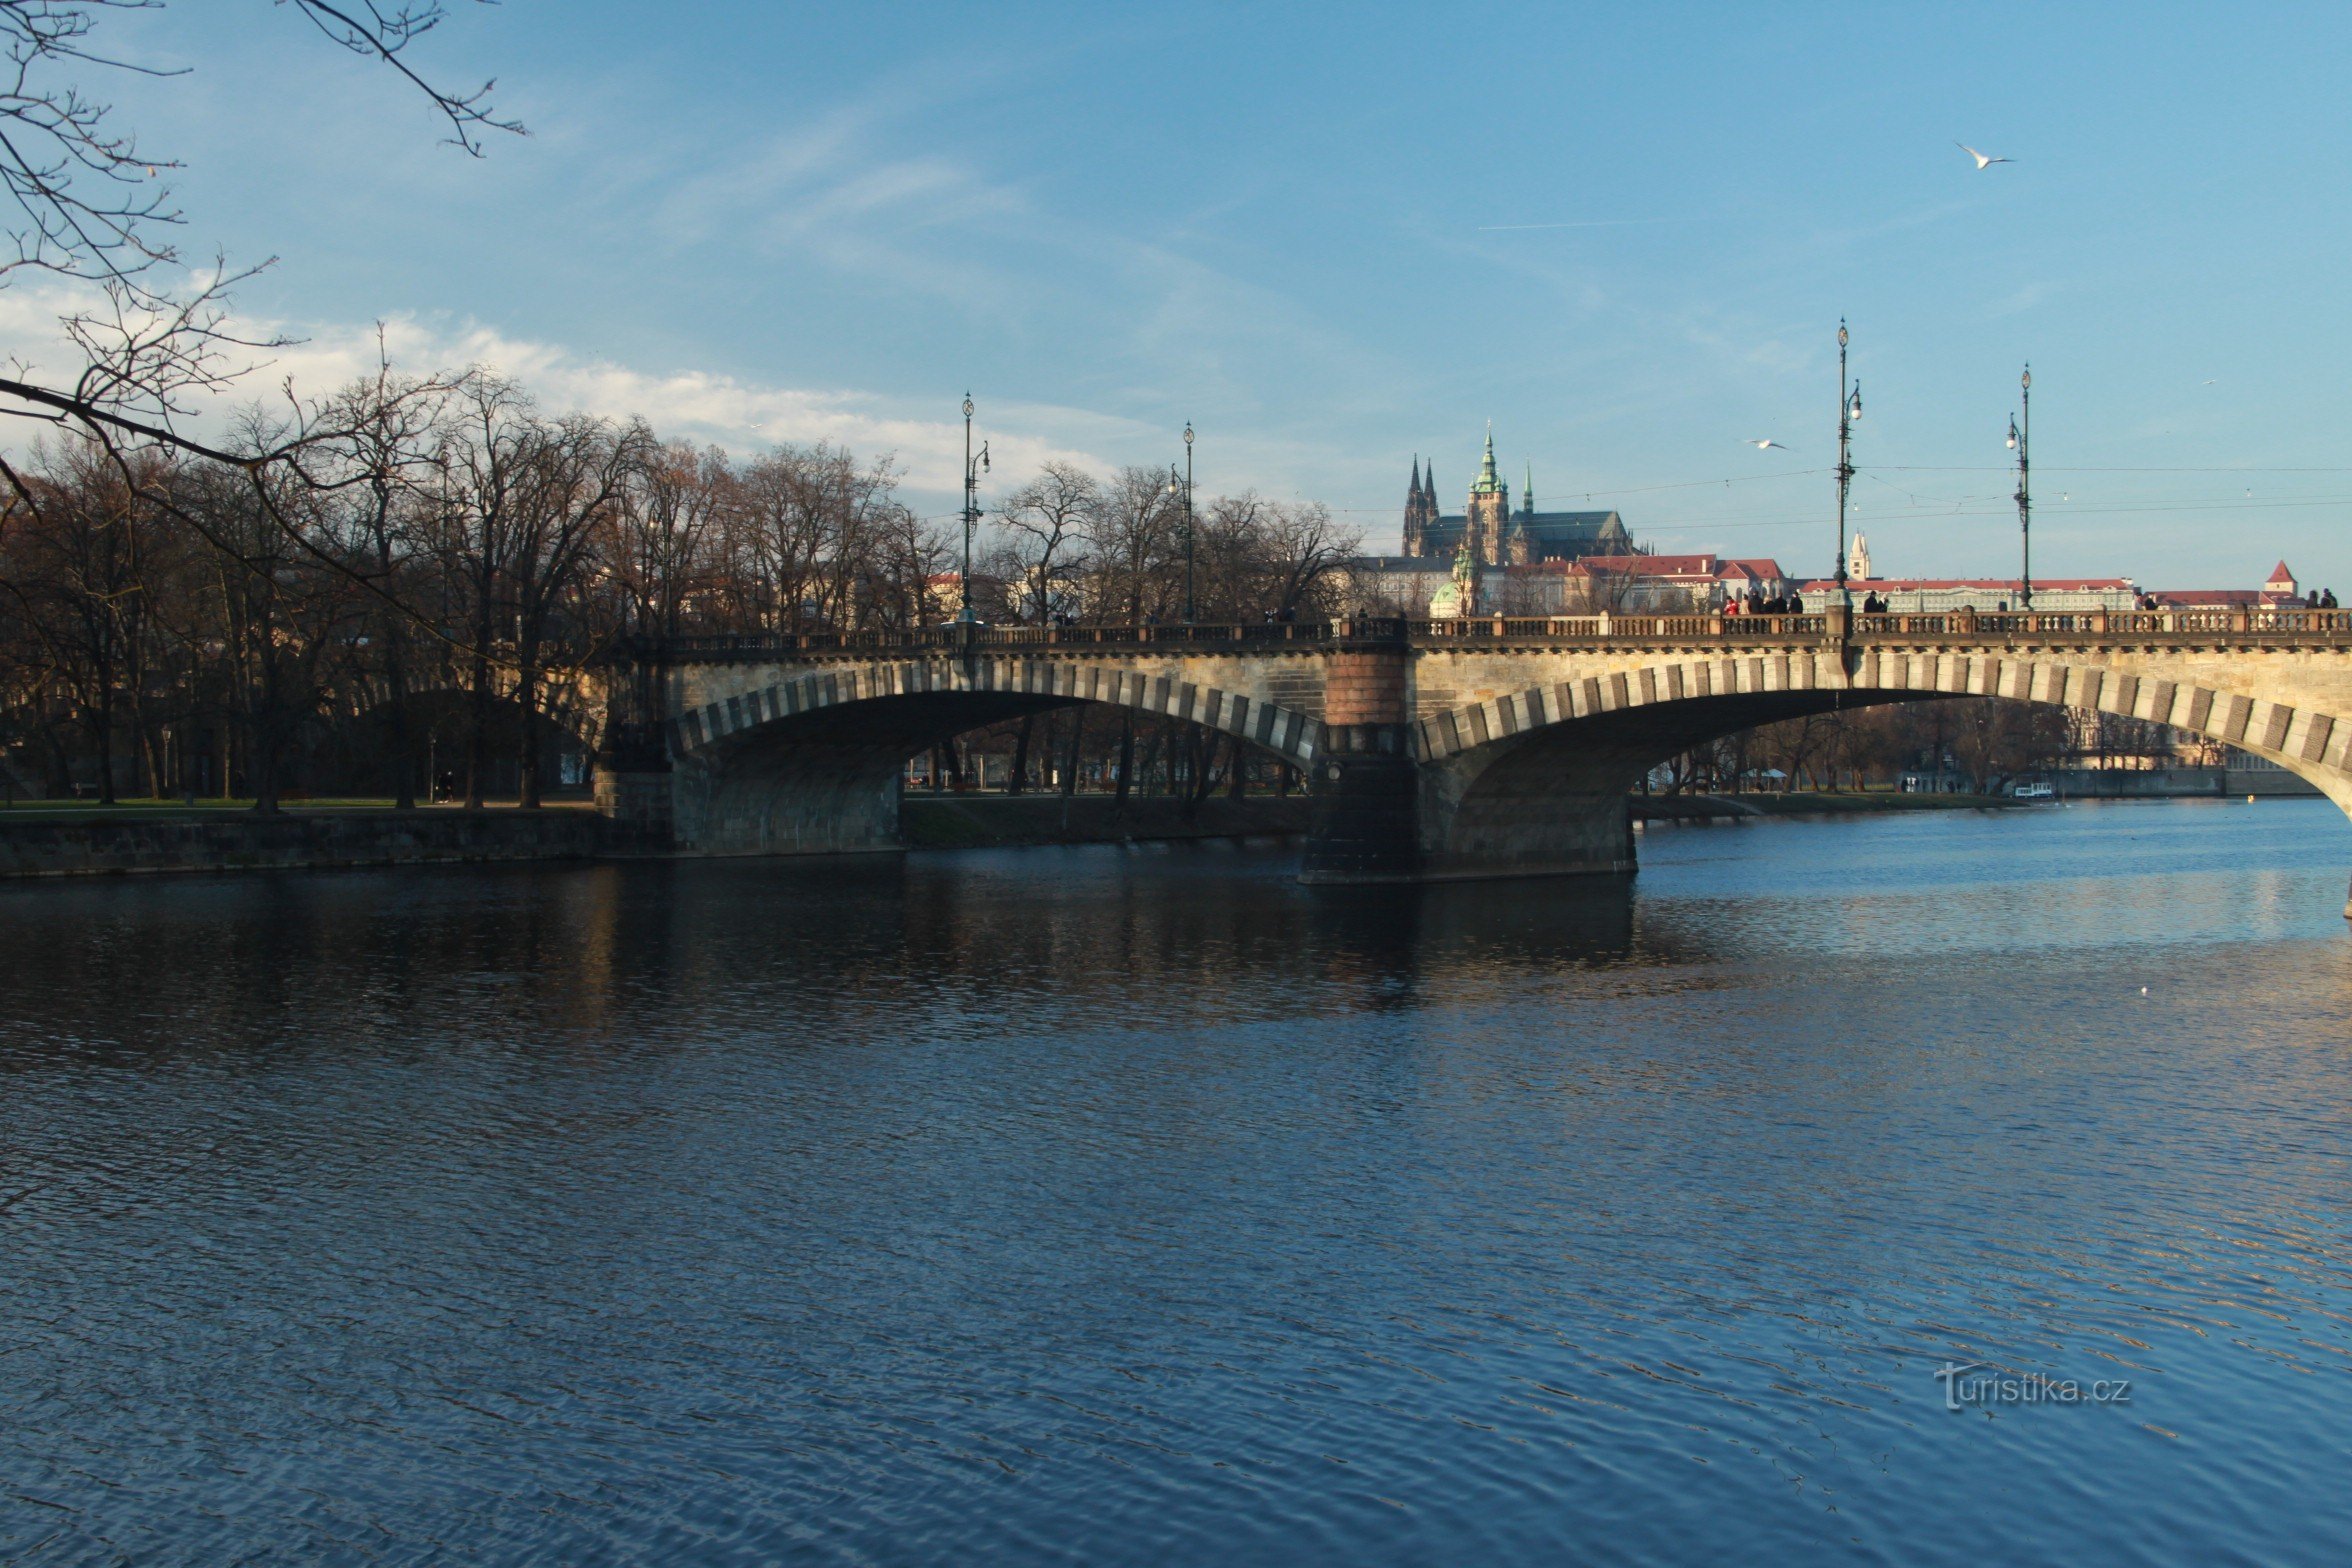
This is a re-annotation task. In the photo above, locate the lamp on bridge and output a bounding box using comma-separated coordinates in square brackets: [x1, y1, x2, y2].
[1836, 322, 1862, 612]
[2007, 365, 2032, 612]
[958, 393, 989, 626]
[1165, 422, 1196, 624]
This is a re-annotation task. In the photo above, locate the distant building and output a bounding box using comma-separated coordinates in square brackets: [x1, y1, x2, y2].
[1355, 550, 1792, 618]
[1569, 554, 1794, 613]
[1847, 533, 1873, 581]
[2148, 560, 2327, 610]
[1349, 427, 1641, 612]
[1796, 577, 2140, 613]
[1401, 428, 1635, 566]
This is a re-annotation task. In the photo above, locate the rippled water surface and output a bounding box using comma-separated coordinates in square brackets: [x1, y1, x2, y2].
[5, 799, 2352, 1565]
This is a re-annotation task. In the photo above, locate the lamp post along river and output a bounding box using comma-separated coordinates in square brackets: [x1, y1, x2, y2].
[2009, 366, 2033, 612]
[1835, 321, 1862, 613]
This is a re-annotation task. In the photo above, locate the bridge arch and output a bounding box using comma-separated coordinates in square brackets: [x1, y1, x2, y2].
[342, 673, 608, 755]
[1407, 646, 2352, 878]
[1418, 649, 2352, 801]
[665, 653, 1322, 855]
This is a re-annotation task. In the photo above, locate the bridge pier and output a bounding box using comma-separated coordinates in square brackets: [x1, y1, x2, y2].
[592, 722, 676, 843]
[1302, 640, 1419, 882]
[1415, 748, 1636, 881]
[1299, 632, 1638, 884]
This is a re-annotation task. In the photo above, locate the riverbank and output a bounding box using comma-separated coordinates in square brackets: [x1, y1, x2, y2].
[901, 794, 1312, 849]
[0, 796, 1317, 876]
[0, 807, 638, 878]
[0, 787, 2303, 876]
[1632, 791, 2025, 822]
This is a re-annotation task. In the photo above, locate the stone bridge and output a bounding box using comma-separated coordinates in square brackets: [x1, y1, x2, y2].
[591, 608, 2352, 897]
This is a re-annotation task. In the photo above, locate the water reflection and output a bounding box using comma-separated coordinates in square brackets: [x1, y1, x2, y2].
[3, 801, 2351, 1565]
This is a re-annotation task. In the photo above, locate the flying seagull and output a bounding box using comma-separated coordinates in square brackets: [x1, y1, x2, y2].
[1744, 438, 1788, 450]
[1957, 142, 2013, 170]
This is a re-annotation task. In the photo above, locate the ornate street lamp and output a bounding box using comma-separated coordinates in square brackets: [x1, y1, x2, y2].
[1836, 320, 1862, 613]
[958, 392, 989, 625]
[1165, 422, 1196, 623]
[2007, 365, 2032, 612]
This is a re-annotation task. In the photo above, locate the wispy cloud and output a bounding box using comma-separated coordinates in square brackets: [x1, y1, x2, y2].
[1986, 280, 2058, 319]
[0, 280, 1368, 509]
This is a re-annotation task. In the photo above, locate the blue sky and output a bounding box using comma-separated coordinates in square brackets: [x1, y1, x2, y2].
[42, 2, 2352, 590]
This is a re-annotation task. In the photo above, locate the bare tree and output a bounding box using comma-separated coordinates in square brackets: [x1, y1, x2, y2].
[995, 461, 1096, 623]
[0, 1, 518, 564]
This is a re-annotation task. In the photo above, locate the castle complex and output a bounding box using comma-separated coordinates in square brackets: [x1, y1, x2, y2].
[1401, 427, 1635, 566]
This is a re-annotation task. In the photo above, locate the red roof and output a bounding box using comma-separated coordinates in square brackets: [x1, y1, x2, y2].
[2151, 588, 2262, 606]
[1579, 553, 1720, 578]
[2266, 560, 2297, 585]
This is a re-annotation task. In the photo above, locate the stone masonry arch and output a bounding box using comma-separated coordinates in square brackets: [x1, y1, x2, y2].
[662, 652, 1324, 855]
[344, 669, 609, 756]
[1402, 644, 2352, 881]
[1415, 648, 2352, 808]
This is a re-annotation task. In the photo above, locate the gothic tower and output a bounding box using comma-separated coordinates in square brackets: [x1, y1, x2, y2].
[1465, 425, 1511, 564]
[1403, 456, 1437, 557]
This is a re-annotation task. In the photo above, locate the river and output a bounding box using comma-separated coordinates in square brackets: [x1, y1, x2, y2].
[4, 799, 2349, 1564]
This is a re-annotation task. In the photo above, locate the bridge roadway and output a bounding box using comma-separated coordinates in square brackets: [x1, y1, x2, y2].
[590, 607, 2352, 899]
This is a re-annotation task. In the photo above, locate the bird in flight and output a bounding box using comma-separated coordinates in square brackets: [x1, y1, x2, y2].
[1744, 439, 1788, 451]
[1957, 142, 2013, 170]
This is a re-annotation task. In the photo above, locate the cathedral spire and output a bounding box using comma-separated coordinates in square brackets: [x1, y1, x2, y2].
[1523, 460, 1534, 520]
[1403, 454, 1432, 557]
[1475, 423, 1500, 493]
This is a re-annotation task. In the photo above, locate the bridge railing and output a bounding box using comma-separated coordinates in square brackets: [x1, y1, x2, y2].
[1851, 608, 2352, 638]
[632, 606, 2352, 661]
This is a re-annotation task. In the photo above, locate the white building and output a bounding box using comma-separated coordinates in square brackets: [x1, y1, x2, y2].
[1797, 576, 2140, 614]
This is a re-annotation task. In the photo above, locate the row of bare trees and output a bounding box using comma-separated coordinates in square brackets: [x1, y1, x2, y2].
[0, 365, 1365, 807]
[1651, 699, 2078, 797]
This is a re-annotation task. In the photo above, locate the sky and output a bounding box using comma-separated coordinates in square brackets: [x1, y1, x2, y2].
[19, 1, 2352, 591]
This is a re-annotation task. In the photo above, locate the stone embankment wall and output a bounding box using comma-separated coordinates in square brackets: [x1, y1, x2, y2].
[0, 810, 640, 878]
[2041, 767, 2319, 798]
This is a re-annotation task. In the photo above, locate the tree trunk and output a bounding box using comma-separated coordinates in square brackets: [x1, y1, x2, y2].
[464, 650, 492, 808]
[1113, 714, 1135, 812]
[1058, 709, 1084, 834]
[1008, 714, 1033, 796]
[515, 663, 542, 809]
[91, 685, 117, 805]
[385, 638, 416, 810]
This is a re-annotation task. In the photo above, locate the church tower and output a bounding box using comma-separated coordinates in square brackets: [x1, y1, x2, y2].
[1465, 425, 1512, 564]
[1403, 456, 1437, 557]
